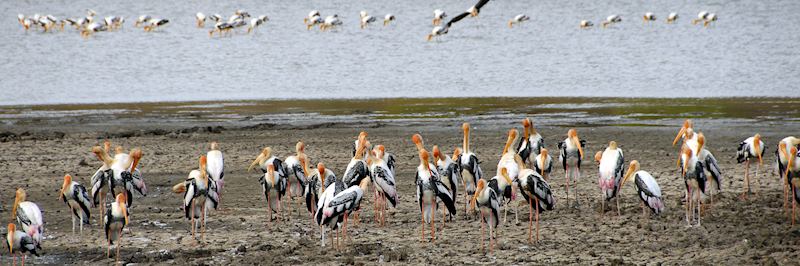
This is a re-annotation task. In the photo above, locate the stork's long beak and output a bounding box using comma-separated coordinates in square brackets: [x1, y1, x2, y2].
[572, 136, 583, 159]
[620, 165, 634, 189]
[673, 126, 687, 146]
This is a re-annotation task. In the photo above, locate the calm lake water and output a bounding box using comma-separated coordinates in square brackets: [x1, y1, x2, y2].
[2, 0, 799, 106]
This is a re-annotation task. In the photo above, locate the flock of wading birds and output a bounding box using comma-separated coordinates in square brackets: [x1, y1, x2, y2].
[16, 0, 720, 40]
[6, 118, 798, 264]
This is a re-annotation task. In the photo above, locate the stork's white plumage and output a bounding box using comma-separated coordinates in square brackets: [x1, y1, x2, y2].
[6, 223, 38, 265]
[206, 142, 225, 206]
[384, 14, 395, 26]
[643, 12, 656, 22]
[508, 14, 530, 28]
[534, 148, 553, 180]
[558, 128, 585, 207]
[496, 129, 520, 223]
[458, 123, 482, 216]
[196, 12, 207, 27]
[134, 15, 151, 27]
[737, 134, 764, 199]
[320, 14, 342, 31]
[471, 178, 499, 253]
[692, 11, 710, 25]
[433, 9, 447, 25]
[104, 193, 128, 264]
[601, 14, 622, 28]
[173, 156, 219, 242]
[596, 141, 625, 216]
[360, 13, 376, 29]
[11, 188, 43, 249]
[143, 18, 169, 32]
[620, 160, 664, 217]
[370, 145, 398, 226]
[60, 174, 92, 234]
[580, 20, 593, 28]
[778, 137, 800, 213]
[518, 118, 544, 167]
[666, 12, 679, 23]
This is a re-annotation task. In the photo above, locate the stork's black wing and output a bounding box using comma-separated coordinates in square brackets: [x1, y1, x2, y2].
[474, 0, 491, 10]
[446, 12, 470, 28]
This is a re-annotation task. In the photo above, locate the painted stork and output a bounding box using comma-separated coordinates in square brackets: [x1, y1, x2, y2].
[778, 137, 800, 213]
[458, 123, 482, 216]
[370, 145, 398, 226]
[496, 129, 520, 223]
[467, 0, 491, 18]
[6, 223, 38, 265]
[558, 128, 586, 207]
[666, 12, 679, 23]
[515, 161, 555, 243]
[508, 14, 530, 28]
[60, 174, 92, 234]
[681, 145, 707, 227]
[259, 164, 286, 226]
[471, 178, 499, 253]
[104, 193, 128, 264]
[534, 148, 553, 180]
[172, 156, 219, 242]
[384, 14, 395, 26]
[785, 146, 800, 225]
[595, 141, 625, 216]
[643, 12, 656, 22]
[206, 142, 225, 207]
[285, 141, 308, 216]
[196, 12, 206, 27]
[11, 188, 43, 250]
[601, 15, 622, 28]
[619, 160, 664, 218]
[433, 9, 447, 26]
[580, 20, 593, 28]
[314, 162, 345, 248]
[518, 118, 544, 167]
[737, 134, 765, 199]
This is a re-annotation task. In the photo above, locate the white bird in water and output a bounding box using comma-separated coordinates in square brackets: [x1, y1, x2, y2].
[508, 14, 530, 28]
[196, 12, 207, 27]
[580, 20, 593, 28]
[320, 14, 342, 31]
[143, 18, 169, 32]
[210, 22, 234, 37]
[467, 0, 491, 18]
[619, 160, 664, 218]
[601, 15, 622, 27]
[59, 174, 92, 234]
[643, 12, 656, 23]
[11, 188, 43, 250]
[80, 22, 107, 38]
[692, 11, 709, 25]
[360, 11, 376, 29]
[737, 134, 765, 199]
[247, 16, 269, 34]
[432, 9, 447, 26]
[384, 14, 395, 26]
[666, 12, 679, 23]
[134, 15, 151, 27]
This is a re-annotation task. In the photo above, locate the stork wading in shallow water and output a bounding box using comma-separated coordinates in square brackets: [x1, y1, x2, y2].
[196, 12, 206, 27]
[60, 174, 92, 235]
[595, 141, 625, 216]
[319, 15, 342, 31]
[104, 193, 129, 264]
[432, 9, 447, 26]
[558, 129, 586, 207]
[620, 160, 664, 219]
[514, 158, 555, 243]
[580, 20, 593, 28]
[143, 18, 169, 32]
[601, 15, 622, 28]
[777, 137, 800, 214]
[508, 14, 530, 28]
[518, 118, 544, 168]
[737, 134, 765, 199]
[471, 178, 500, 253]
[666, 12, 679, 23]
[11, 188, 43, 251]
[359, 11, 376, 29]
[457, 123, 482, 217]
[384, 14, 395, 26]
[643, 12, 656, 23]
[172, 156, 219, 242]
[681, 145, 707, 227]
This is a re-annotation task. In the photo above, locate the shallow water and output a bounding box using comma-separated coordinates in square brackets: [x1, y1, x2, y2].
[2, 0, 799, 105]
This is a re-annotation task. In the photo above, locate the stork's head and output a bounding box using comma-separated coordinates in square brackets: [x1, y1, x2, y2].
[248, 147, 272, 172]
[296, 141, 305, 153]
[471, 179, 487, 212]
[452, 147, 462, 161]
[620, 160, 640, 189]
[412, 134, 425, 151]
[60, 174, 72, 201]
[673, 119, 693, 146]
[503, 129, 519, 154]
[317, 162, 327, 191]
[787, 146, 798, 178]
[419, 149, 431, 170]
[116, 193, 129, 225]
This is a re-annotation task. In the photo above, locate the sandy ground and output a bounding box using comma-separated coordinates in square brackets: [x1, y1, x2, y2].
[1, 121, 799, 265]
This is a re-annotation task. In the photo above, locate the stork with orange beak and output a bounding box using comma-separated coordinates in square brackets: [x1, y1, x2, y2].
[534, 148, 553, 180]
[736, 134, 765, 199]
[206, 142, 225, 207]
[458, 123, 483, 217]
[344, 134, 370, 187]
[619, 160, 664, 218]
[370, 145, 398, 226]
[90, 142, 113, 222]
[785, 146, 800, 226]
[11, 188, 43, 250]
[777, 137, 800, 214]
[558, 129, 586, 207]
[433, 145, 460, 222]
[60, 174, 92, 234]
[518, 118, 545, 168]
[497, 129, 521, 223]
[249, 147, 287, 178]
[681, 145, 707, 227]
[285, 141, 309, 217]
[259, 163, 286, 227]
[320, 171, 369, 248]
[470, 178, 499, 253]
[305, 161, 334, 220]
[514, 158, 555, 243]
[6, 223, 38, 265]
[109, 147, 147, 208]
[416, 148, 439, 242]
[172, 155, 219, 242]
[104, 193, 129, 264]
[596, 141, 625, 216]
